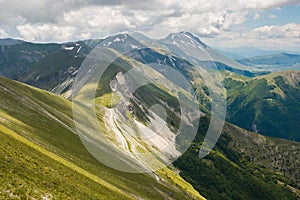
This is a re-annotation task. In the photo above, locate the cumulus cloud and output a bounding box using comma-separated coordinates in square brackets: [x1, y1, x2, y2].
[16, 24, 76, 42]
[0, 0, 299, 50]
[61, 6, 135, 35]
[204, 23, 300, 51]
[250, 23, 300, 38]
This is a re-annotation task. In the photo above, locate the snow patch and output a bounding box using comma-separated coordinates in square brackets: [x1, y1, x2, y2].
[76, 46, 82, 53]
[114, 37, 121, 42]
[168, 55, 176, 67]
[130, 44, 138, 49]
[72, 69, 78, 76]
[64, 46, 74, 51]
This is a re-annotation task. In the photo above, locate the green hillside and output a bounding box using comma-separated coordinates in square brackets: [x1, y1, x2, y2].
[0, 42, 61, 80]
[224, 70, 300, 142]
[0, 70, 299, 200]
[236, 53, 300, 71]
[0, 76, 204, 200]
[174, 117, 300, 200]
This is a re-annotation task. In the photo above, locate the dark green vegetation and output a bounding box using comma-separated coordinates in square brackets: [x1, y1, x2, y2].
[0, 76, 203, 199]
[174, 117, 300, 200]
[224, 71, 300, 142]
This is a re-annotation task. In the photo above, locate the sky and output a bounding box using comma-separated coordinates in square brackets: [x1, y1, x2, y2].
[0, 0, 299, 51]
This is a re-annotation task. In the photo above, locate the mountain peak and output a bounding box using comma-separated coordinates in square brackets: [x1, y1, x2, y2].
[98, 33, 146, 52]
[165, 31, 207, 48]
[103, 33, 137, 43]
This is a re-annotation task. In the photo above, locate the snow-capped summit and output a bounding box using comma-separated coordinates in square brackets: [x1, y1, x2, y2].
[164, 31, 207, 49]
[99, 33, 146, 53]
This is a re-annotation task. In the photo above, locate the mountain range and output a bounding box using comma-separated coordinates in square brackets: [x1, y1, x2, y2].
[216, 46, 300, 59]
[236, 53, 300, 72]
[0, 32, 299, 199]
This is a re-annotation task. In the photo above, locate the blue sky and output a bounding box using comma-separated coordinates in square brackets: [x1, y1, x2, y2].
[245, 5, 300, 29]
[203, 3, 300, 51]
[0, 0, 299, 51]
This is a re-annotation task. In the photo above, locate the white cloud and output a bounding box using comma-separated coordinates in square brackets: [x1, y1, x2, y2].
[61, 6, 135, 34]
[0, 0, 298, 51]
[250, 23, 300, 38]
[268, 14, 277, 18]
[16, 24, 76, 42]
[204, 23, 300, 51]
[0, 29, 8, 38]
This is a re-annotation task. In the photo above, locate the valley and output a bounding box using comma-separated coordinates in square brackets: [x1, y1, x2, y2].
[0, 31, 299, 199]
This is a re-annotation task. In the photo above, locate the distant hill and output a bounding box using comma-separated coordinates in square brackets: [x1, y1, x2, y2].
[224, 70, 300, 142]
[236, 53, 300, 71]
[216, 46, 286, 58]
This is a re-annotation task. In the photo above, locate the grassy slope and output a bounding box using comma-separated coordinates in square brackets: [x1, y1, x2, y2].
[0, 124, 128, 199]
[224, 70, 300, 142]
[0, 76, 204, 200]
